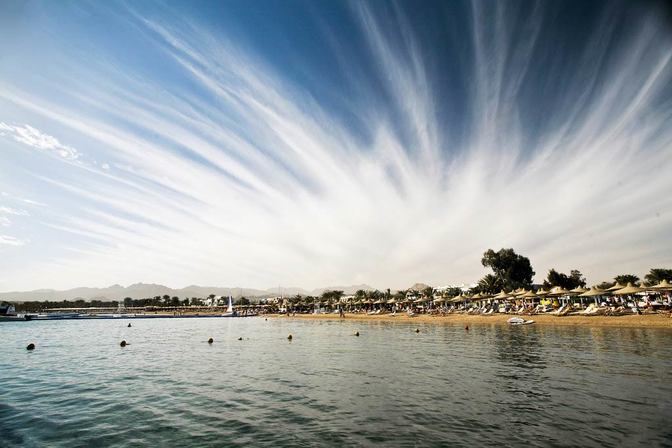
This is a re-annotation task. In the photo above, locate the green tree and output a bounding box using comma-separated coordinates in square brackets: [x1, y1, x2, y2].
[644, 268, 672, 286]
[236, 297, 251, 306]
[170, 296, 180, 306]
[123, 297, 133, 307]
[481, 248, 535, 291]
[596, 281, 614, 290]
[354, 289, 367, 301]
[422, 286, 434, 299]
[393, 289, 407, 302]
[614, 274, 639, 285]
[476, 274, 503, 294]
[543, 269, 586, 289]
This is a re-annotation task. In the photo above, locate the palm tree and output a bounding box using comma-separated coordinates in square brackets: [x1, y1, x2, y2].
[478, 274, 502, 294]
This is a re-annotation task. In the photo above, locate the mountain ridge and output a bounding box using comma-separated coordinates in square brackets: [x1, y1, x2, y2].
[0, 283, 376, 302]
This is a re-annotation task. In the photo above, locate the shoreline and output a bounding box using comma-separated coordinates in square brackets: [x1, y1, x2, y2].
[268, 312, 672, 328]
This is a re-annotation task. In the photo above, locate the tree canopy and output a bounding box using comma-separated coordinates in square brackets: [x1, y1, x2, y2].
[644, 268, 672, 285]
[614, 274, 639, 285]
[543, 269, 586, 289]
[480, 248, 535, 291]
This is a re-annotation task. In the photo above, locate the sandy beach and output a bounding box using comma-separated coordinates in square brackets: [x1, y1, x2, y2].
[268, 312, 672, 328]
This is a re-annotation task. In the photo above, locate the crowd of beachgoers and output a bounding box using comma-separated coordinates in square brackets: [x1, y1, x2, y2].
[265, 281, 672, 318]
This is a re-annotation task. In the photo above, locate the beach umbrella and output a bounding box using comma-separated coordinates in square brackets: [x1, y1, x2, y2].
[579, 287, 608, 297]
[535, 288, 550, 297]
[493, 290, 510, 300]
[650, 279, 672, 291]
[569, 287, 589, 295]
[433, 297, 446, 304]
[386, 298, 397, 304]
[606, 282, 625, 292]
[450, 295, 465, 303]
[374, 299, 385, 305]
[613, 283, 643, 295]
[521, 290, 538, 299]
[548, 287, 570, 297]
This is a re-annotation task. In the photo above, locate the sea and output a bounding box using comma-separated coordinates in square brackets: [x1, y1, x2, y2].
[1, 317, 671, 447]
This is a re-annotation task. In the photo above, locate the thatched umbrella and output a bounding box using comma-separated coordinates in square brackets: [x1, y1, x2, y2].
[569, 287, 589, 295]
[433, 297, 446, 304]
[451, 295, 466, 303]
[493, 290, 510, 300]
[548, 287, 571, 297]
[650, 279, 672, 291]
[613, 283, 643, 295]
[579, 287, 608, 297]
[521, 290, 538, 299]
[535, 288, 550, 297]
[607, 282, 625, 292]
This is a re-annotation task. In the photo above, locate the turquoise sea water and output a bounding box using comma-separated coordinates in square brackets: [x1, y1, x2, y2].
[1, 317, 671, 447]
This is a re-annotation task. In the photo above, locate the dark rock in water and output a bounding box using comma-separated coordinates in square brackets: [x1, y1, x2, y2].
[208, 337, 214, 344]
[287, 334, 293, 340]
[465, 325, 469, 331]
[120, 340, 127, 347]
[355, 331, 360, 337]
[415, 328, 420, 333]
[238, 337, 243, 341]
[26, 343, 35, 351]
[128, 323, 132, 327]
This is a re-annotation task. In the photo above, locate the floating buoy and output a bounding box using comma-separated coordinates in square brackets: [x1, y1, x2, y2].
[265, 318, 268, 321]
[287, 334, 293, 341]
[415, 328, 420, 333]
[128, 323, 132, 327]
[120, 340, 127, 347]
[208, 337, 214, 344]
[354, 331, 360, 337]
[26, 343, 35, 351]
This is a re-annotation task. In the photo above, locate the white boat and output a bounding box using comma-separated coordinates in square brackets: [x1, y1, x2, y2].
[507, 317, 535, 325]
[221, 296, 238, 317]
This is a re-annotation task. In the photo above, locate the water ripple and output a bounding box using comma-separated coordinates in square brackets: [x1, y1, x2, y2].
[1, 318, 671, 447]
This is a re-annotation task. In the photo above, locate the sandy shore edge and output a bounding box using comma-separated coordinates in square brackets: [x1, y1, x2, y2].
[267, 313, 672, 328]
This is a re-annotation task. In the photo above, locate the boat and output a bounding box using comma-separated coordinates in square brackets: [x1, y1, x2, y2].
[507, 317, 535, 325]
[221, 296, 238, 317]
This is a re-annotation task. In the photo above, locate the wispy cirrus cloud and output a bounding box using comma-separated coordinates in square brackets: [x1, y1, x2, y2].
[0, 235, 27, 246]
[0, 1, 670, 291]
[0, 122, 80, 160]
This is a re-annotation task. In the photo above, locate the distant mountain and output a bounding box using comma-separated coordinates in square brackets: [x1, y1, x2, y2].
[0, 283, 374, 302]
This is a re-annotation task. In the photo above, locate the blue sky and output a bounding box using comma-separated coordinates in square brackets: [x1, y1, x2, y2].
[1, 0, 671, 291]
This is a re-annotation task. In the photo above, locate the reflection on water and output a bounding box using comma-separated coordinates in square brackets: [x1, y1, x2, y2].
[1, 318, 671, 447]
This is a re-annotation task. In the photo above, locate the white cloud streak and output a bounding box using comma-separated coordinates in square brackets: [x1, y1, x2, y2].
[0, 235, 27, 246]
[0, 122, 80, 160]
[0, 2, 671, 290]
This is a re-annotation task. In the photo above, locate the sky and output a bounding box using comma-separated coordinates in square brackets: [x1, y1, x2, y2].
[1, 0, 671, 292]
